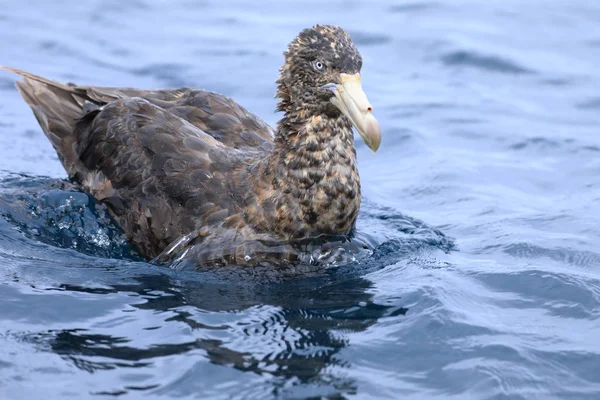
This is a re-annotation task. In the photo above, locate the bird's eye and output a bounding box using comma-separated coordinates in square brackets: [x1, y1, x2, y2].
[313, 61, 325, 71]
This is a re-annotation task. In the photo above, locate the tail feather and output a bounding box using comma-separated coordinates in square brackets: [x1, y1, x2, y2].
[1, 65, 75, 92]
[1, 65, 93, 180]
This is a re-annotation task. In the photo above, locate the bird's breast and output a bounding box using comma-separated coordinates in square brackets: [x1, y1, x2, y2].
[274, 161, 361, 237]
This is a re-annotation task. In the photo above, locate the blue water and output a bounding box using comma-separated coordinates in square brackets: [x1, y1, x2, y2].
[1, 0, 599, 399]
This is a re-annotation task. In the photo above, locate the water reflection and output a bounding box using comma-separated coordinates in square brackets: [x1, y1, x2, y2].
[25, 272, 407, 396]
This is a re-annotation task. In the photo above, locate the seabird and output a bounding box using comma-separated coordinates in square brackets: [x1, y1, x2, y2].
[1, 25, 382, 267]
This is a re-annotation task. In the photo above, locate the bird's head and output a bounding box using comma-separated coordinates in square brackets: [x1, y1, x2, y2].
[276, 25, 381, 152]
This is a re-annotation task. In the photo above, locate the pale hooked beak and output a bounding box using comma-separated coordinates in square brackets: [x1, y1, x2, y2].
[323, 73, 381, 152]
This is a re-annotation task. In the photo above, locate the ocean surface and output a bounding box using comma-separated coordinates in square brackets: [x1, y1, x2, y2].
[0, 0, 599, 399]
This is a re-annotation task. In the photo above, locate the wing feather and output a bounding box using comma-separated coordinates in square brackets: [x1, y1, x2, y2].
[76, 97, 258, 258]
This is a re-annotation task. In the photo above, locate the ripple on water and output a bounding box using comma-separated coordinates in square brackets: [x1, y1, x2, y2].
[507, 136, 600, 155]
[576, 97, 600, 110]
[0, 268, 412, 397]
[502, 242, 600, 269]
[348, 30, 392, 46]
[388, 2, 440, 13]
[440, 50, 535, 75]
[587, 39, 600, 48]
[131, 63, 194, 87]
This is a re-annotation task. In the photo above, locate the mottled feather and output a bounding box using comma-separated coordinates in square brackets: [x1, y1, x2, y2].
[1, 25, 370, 267]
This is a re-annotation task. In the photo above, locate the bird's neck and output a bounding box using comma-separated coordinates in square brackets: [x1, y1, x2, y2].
[250, 107, 362, 238]
[273, 109, 358, 172]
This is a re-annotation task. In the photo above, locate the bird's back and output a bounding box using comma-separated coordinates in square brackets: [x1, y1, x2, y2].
[2, 67, 276, 258]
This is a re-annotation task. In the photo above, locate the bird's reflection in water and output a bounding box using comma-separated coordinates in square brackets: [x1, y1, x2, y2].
[31, 270, 408, 396]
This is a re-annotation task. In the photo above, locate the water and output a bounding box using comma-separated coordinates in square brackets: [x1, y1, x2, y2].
[0, 0, 599, 398]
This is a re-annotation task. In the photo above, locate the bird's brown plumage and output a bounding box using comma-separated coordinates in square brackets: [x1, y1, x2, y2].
[1, 25, 380, 267]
